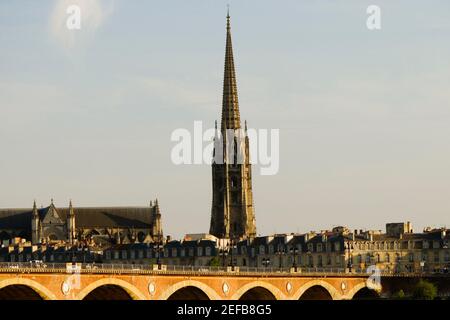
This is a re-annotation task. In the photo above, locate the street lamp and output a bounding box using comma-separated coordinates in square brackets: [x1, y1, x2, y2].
[289, 246, 298, 272]
[262, 257, 270, 268]
[346, 242, 353, 273]
[276, 245, 285, 270]
[220, 239, 228, 268]
[154, 234, 163, 269]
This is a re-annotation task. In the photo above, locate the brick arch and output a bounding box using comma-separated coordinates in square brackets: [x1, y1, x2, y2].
[158, 280, 221, 300]
[292, 279, 341, 300]
[230, 281, 286, 300]
[344, 281, 380, 300]
[0, 278, 57, 300]
[76, 278, 146, 300]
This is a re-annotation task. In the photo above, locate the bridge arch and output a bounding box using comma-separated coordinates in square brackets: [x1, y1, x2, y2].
[230, 281, 285, 300]
[293, 280, 340, 300]
[0, 278, 57, 300]
[159, 280, 221, 300]
[76, 278, 146, 300]
[345, 282, 380, 300]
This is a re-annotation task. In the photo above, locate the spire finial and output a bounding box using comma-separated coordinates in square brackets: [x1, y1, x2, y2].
[221, 4, 241, 131]
[33, 199, 37, 208]
[226, 5, 230, 30]
[51, 198, 54, 205]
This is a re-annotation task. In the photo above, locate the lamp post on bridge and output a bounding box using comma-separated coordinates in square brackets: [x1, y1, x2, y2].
[289, 246, 298, 272]
[275, 244, 285, 270]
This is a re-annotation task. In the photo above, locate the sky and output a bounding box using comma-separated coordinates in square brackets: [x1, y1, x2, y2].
[1, 0, 449, 239]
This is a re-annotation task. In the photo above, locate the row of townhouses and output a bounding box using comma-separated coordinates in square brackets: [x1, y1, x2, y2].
[1, 222, 448, 274]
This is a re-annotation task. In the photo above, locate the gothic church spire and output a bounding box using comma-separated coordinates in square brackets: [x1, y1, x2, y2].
[221, 12, 241, 131]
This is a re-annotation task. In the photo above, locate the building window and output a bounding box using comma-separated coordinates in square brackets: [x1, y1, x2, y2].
[259, 245, 265, 255]
[317, 244, 323, 252]
[197, 247, 203, 256]
[205, 247, 211, 256]
[122, 250, 127, 259]
[434, 252, 439, 263]
[269, 245, 274, 254]
[189, 248, 194, 257]
[326, 255, 331, 265]
[334, 243, 340, 252]
[433, 241, 440, 249]
[138, 250, 144, 259]
[422, 252, 428, 262]
[180, 249, 185, 257]
[409, 253, 414, 262]
[130, 250, 135, 260]
[147, 249, 152, 258]
[308, 243, 313, 252]
[385, 253, 390, 263]
[318, 255, 323, 267]
[105, 251, 111, 260]
[377, 254, 381, 263]
[357, 254, 362, 264]
[308, 255, 313, 267]
[172, 248, 177, 257]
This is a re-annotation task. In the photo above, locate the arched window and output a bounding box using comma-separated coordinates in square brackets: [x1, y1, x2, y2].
[386, 253, 390, 263]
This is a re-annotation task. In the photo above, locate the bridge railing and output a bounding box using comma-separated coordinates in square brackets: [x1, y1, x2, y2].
[0, 262, 448, 277]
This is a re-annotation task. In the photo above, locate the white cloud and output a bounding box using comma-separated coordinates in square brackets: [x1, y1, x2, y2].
[49, 0, 114, 50]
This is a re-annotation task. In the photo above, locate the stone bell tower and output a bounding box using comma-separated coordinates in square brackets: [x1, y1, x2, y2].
[209, 13, 256, 240]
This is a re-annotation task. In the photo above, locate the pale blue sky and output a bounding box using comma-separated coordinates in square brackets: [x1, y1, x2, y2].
[1, 1, 449, 238]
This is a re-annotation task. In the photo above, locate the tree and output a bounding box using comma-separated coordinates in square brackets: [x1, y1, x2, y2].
[209, 256, 221, 267]
[392, 289, 405, 300]
[412, 280, 437, 300]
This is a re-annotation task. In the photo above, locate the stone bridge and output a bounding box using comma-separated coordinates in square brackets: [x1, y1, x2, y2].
[0, 264, 448, 300]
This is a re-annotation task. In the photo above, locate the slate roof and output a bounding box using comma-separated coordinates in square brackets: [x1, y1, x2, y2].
[0, 206, 155, 230]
